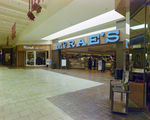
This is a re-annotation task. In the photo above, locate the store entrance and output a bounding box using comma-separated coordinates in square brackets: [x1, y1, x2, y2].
[26, 51, 47, 66]
[61, 43, 116, 74]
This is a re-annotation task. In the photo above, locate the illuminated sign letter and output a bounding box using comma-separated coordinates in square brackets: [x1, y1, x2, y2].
[126, 40, 129, 48]
[106, 30, 119, 43]
[76, 38, 86, 47]
[88, 34, 99, 45]
[67, 40, 76, 48]
[56, 42, 63, 49]
[63, 42, 67, 48]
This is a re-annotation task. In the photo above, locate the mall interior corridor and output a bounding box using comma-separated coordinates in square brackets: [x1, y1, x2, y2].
[0, 66, 150, 120]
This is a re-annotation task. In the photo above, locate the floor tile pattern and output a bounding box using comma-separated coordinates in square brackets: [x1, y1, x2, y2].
[0, 66, 149, 120]
[48, 85, 150, 120]
[0, 66, 102, 120]
[47, 68, 150, 120]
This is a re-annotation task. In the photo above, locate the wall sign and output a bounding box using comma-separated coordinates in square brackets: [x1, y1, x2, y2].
[46, 59, 50, 65]
[23, 45, 45, 50]
[61, 59, 66, 66]
[98, 60, 102, 71]
[56, 30, 120, 49]
[130, 34, 148, 45]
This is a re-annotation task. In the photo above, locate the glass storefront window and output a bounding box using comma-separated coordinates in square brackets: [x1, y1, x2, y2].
[36, 51, 46, 65]
[5, 53, 10, 62]
[129, 0, 150, 108]
[26, 51, 47, 66]
[146, 0, 150, 103]
[26, 51, 35, 65]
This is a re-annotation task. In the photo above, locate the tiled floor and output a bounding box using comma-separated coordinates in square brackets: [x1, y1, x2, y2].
[0, 66, 149, 120]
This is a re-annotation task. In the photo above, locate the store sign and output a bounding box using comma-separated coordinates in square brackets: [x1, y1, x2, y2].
[98, 60, 102, 71]
[56, 30, 120, 49]
[61, 59, 66, 66]
[46, 59, 50, 65]
[130, 34, 148, 45]
[23, 45, 45, 50]
[133, 44, 141, 48]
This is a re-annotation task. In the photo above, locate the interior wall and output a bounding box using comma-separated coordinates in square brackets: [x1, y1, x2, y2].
[116, 41, 124, 69]
[18, 51, 25, 66]
[52, 50, 61, 69]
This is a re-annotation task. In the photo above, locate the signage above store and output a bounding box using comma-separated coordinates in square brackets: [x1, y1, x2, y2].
[130, 34, 148, 45]
[133, 44, 141, 48]
[130, 34, 144, 45]
[23, 45, 45, 50]
[56, 30, 120, 49]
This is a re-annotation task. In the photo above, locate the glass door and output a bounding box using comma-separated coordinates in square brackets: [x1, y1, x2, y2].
[26, 51, 35, 66]
[36, 51, 46, 66]
[146, 0, 150, 103]
[129, 1, 146, 108]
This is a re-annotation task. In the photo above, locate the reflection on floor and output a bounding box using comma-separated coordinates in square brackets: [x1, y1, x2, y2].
[129, 81, 144, 108]
[47, 68, 150, 119]
[146, 102, 150, 117]
[0, 65, 149, 120]
[129, 81, 150, 117]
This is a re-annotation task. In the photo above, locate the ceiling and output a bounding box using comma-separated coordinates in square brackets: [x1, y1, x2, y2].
[1, 0, 147, 53]
[0, 0, 124, 47]
[0, 0, 74, 46]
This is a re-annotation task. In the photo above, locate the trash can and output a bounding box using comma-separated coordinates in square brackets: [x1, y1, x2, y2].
[52, 63, 56, 69]
[115, 69, 123, 80]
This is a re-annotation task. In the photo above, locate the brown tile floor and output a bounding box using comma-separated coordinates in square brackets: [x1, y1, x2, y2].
[46, 68, 150, 120]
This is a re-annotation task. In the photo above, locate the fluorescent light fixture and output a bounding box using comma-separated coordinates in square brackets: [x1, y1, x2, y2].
[41, 9, 124, 40]
[130, 24, 148, 30]
[58, 26, 116, 42]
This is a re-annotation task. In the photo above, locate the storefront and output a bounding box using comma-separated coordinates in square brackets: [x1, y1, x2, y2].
[51, 27, 126, 70]
[2, 48, 12, 65]
[115, 0, 150, 113]
[60, 52, 113, 70]
[16, 45, 50, 66]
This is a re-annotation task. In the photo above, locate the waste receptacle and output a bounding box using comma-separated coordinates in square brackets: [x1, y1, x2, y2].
[52, 63, 56, 69]
[115, 69, 123, 80]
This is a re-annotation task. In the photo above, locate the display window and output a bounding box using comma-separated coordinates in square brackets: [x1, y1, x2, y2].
[26, 51, 47, 66]
[5, 53, 10, 62]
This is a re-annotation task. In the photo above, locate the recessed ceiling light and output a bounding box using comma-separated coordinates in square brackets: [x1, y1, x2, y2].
[4, 16, 7, 18]
[8, 0, 12, 2]
[6, 10, 9, 12]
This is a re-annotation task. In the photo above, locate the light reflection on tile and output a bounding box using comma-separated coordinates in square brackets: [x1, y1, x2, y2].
[0, 67, 102, 120]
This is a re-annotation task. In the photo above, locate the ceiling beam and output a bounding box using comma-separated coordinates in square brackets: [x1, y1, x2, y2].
[0, 2, 27, 14]
[14, 0, 47, 10]
[0, 14, 30, 23]
[0, 12, 28, 20]
[0, 24, 23, 30]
